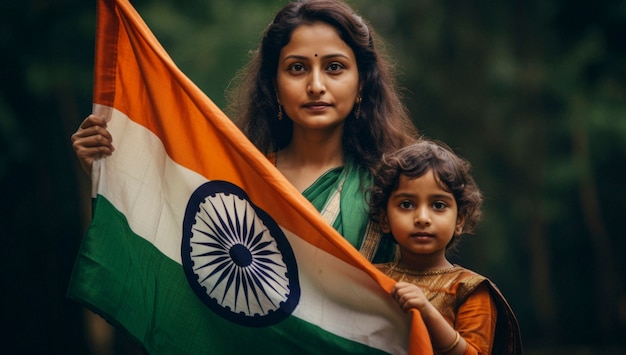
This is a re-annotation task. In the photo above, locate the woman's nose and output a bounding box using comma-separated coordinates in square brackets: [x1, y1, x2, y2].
[307, 69, 326, 95]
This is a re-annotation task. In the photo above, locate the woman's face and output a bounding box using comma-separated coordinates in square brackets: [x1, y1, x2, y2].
[276, 21, 360, 134]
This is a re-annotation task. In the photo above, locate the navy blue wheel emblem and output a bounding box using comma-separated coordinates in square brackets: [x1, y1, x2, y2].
[182, 180, 300, 327]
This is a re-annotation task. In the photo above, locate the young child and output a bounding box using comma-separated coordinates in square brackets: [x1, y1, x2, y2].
[368, 139, 522, 354]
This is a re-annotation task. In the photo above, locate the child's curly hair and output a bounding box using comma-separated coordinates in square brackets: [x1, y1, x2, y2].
[368, 139, 483, 250]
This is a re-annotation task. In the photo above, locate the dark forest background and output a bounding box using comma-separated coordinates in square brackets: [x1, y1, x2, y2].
[1, 0, 625, 353]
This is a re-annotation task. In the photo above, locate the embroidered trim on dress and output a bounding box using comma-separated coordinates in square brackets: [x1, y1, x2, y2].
[386, 263, 459, 277]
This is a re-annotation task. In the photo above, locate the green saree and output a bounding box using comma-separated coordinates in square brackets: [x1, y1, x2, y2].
[301, 161, 397, 263]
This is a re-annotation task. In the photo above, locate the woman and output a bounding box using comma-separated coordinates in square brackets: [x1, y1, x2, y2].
[71, 0, 418, 262]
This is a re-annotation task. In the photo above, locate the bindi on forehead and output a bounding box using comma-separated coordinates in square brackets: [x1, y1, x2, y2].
[315, 53, 318, 57]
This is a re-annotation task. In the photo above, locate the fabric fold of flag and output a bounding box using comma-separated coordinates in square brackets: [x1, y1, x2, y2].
[67, 0, 432, 354]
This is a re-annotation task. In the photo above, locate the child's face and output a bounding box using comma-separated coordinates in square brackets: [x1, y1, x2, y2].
[381, 170, 464, 259]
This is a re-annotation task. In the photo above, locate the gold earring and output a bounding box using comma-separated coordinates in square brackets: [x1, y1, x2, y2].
[355, 96, 362, 119]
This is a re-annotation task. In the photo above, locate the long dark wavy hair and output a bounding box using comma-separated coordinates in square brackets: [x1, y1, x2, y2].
[226, 0, 418, 174]
[368, 139, 484, 250]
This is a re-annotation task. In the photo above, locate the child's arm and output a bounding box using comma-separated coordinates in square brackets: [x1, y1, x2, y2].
[393, 281, 467, 354]
[454, 283, 498, 354]
[394, 281, 499, 354]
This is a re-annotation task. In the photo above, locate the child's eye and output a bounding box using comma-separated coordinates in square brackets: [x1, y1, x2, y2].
[399, 201, 414, 209]
[432, 201, 447, 210]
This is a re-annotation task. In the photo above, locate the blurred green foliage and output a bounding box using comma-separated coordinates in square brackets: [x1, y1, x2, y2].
[1, 0, 624, 353]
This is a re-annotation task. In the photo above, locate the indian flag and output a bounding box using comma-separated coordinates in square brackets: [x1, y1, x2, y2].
[68, 0, 432, 354]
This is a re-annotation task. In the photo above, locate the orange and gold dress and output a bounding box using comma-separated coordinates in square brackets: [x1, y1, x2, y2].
[377, 263, 522, 354]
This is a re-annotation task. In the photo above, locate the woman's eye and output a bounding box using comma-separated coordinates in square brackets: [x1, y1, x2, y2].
[288, 63, 306, 72]
[327, 62, 344, 72]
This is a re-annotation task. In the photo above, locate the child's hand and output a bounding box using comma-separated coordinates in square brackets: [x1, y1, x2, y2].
[391, 281, 430, 313]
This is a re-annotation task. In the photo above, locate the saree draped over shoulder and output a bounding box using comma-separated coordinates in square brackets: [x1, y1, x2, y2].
[269, 153, 396, 263]
[377, 264, 523, 355]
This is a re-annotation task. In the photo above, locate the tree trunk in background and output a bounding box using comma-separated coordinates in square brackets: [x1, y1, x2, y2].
[571, 93, 622, 337]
